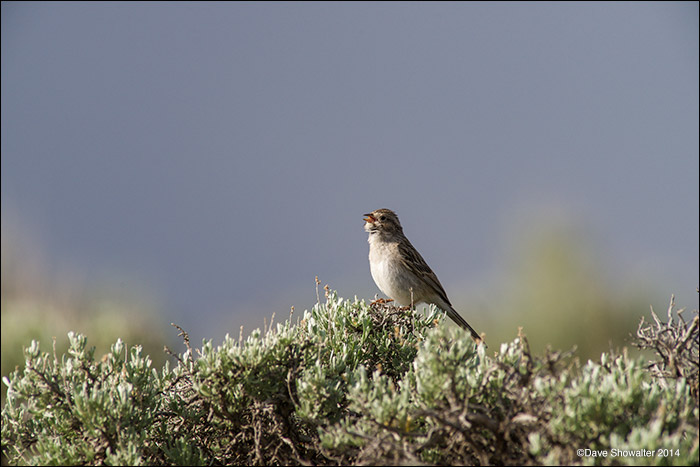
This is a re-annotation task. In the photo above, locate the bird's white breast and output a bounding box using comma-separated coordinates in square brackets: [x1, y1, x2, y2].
[368, 238, 414, 306]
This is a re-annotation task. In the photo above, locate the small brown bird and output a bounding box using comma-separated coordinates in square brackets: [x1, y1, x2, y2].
[364, 208, 483, 343]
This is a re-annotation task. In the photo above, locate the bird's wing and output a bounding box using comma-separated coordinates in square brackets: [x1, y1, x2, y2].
[397, 238, 452, 306]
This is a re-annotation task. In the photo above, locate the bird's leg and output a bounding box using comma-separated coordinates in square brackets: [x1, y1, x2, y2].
[370, 296, 394, 306]
[398, 287, 415, 311]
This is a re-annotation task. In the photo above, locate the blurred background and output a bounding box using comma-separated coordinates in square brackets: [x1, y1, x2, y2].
[2, 2, 698, 389]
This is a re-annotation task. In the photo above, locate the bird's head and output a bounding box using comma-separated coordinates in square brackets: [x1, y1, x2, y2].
[363, 208, 403, 235]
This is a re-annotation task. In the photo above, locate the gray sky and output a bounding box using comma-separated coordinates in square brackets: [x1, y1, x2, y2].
[2, 2, 698, 344]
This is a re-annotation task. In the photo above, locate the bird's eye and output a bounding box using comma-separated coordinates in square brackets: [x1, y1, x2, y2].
[379, 215, 386, 221]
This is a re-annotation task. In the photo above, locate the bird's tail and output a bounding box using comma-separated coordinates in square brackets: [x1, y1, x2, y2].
[446, 306, 485, 346]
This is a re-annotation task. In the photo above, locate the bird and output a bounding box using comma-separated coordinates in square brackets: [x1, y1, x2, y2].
[363, 208, 483, 343]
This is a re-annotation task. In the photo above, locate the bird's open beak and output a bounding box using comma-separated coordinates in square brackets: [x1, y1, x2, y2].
[363, 213, 376, 223]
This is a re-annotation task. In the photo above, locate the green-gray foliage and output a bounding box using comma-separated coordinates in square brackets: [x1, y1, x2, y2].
[2, 291, 698, 465]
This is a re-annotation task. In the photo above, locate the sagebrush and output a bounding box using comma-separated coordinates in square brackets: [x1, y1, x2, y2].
[2, 290, 698, 465]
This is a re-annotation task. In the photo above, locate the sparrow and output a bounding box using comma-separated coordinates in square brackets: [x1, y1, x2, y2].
[364, 208, 483, 343]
